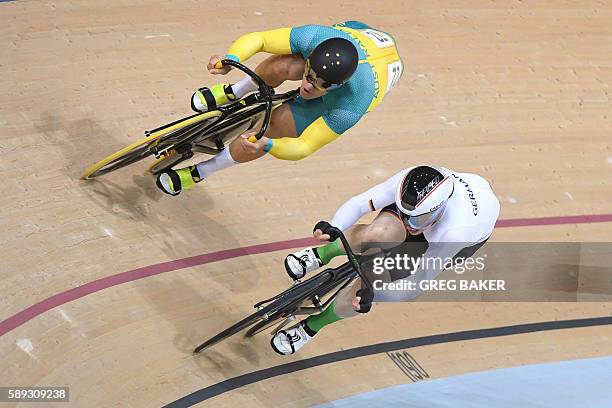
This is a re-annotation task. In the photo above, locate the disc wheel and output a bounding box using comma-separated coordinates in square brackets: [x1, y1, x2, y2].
[146, 150, 194, 175]
[81, 110, 221, 179]
[244, 313, 295, 337]
[194, 276, 327, 353]
[193, 308, 275, 353]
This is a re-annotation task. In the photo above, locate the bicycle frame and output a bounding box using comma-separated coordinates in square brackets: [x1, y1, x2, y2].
[250, 229, 374, 331]
[82, 59, 298, 179]
[147, 58, 290, 157]
[148, 88, 298, 159]
[193, 228, 375, 353]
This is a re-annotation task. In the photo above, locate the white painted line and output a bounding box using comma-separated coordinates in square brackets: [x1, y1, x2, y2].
[57, 308, 76, 326]
[102, 226, 115, 239]
[439, 116, 459, 127]
[16, 338, 37, 359]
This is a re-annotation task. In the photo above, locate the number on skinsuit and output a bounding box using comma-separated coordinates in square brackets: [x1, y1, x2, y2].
[361, 28, 395, 48]
[358, 28, 402, 94]
[386, 60, 403, 94]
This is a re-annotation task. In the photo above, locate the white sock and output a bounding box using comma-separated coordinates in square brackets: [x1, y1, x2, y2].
[231, 75, 258, 98]
[195, 148, 238, 178]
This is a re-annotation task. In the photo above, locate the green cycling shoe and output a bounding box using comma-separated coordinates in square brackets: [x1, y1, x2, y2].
[156, 165, 203, 196]
[191, 83, 236, 112]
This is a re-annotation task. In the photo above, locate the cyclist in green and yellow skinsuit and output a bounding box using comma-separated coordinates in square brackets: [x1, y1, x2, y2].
[156, 21, 403, 196]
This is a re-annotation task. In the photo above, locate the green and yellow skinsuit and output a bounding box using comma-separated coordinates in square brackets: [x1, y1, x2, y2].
[223, 21, 403, 160]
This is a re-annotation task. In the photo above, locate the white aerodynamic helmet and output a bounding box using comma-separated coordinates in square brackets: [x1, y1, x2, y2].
[395, 165, 455, 229]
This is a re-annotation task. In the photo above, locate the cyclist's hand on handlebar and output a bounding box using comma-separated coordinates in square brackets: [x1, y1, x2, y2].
[208, 54, 231, 75]
[313, 228, 331, 242]
[352, 288, 374, 313]
[313, 221, 340, 242]
[240, 131, 269, 154]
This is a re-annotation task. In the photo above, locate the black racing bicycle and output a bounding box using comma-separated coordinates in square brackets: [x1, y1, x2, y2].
[81, 60, 298, 179]
[193, 225, 374, 353]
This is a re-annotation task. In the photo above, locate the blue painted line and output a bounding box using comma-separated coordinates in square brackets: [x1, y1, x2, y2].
[317, 356, 612, 407]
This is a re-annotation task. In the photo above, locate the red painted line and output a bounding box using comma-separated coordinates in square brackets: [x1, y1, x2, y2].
[495, 213, 612, 228]
[1, 214, 611, 338]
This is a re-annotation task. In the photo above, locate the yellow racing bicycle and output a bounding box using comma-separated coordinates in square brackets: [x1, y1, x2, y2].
[81, 60, 298, 179]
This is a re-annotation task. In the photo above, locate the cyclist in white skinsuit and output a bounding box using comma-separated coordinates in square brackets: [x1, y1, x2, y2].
[271, 165, 501, 355]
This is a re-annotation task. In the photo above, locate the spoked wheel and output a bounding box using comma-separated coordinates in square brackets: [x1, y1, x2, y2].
[81, 110, 221, 180]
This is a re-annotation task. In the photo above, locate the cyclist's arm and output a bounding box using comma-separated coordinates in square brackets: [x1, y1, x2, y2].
[265, 117, 339, 161]
[225, 28, 292, 62]
[330, 169, 408, 230]
[266, 100, 366, 161]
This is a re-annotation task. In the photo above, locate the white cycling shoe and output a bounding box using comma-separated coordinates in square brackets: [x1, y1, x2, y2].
[284, 248, 322, 280]
[270, 321, 314, 355]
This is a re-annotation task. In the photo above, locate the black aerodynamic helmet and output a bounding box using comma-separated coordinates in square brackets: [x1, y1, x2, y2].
[395, 165, 455, 229]
[307, 37, 359, 85]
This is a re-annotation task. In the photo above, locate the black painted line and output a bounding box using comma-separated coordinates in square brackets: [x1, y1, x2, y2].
[163, 316, 612, 407]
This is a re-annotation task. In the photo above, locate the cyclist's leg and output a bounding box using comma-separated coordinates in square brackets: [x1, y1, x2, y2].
[285, 208, 412, 337]
[272, 276, 360, 355]
[157, 98, 304, 195]
[158, 56, 307, 195]
[226, 84, 327, 163]
[315, 210, 407, 268]
[317, 255, 394, 321]
[285, 209, 407, 279]
[193, 54, 304, 111]
[320, 278, 362, 320]
[225, 102, 298, 163]
[344, 210, 408, 254]
[272, 262, 383, 355]
[255, 54, 306, 87]
[195, 54, 307, 167]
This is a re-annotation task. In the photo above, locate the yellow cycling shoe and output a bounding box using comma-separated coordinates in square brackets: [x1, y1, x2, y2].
[155, 165, 202, 196]
[191, 83, 236, 112]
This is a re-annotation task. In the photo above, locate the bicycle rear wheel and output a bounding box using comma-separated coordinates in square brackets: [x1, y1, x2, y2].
[193, 300, 295, 354]
[245, 314, 297, 337]
[81, 110, 221, 179]
[244, 266, 358, 338]
[146, 150, 194, 175]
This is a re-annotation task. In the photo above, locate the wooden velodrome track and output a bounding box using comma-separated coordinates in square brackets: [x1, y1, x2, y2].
[1, 1, 611, 406]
